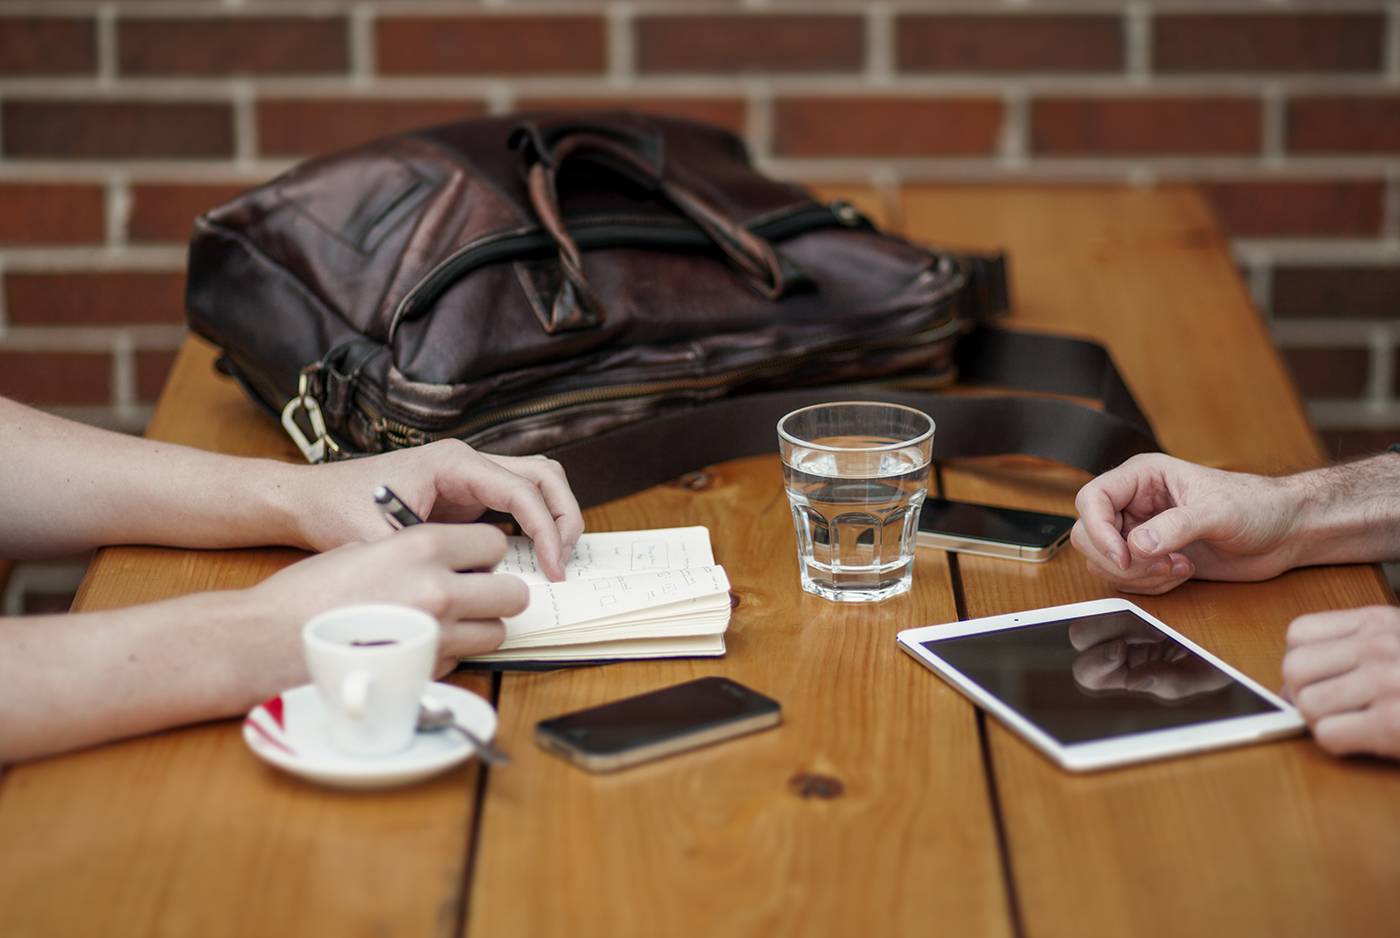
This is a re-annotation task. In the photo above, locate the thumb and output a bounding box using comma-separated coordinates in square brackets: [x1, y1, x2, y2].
[1126, 505, 1215, 560]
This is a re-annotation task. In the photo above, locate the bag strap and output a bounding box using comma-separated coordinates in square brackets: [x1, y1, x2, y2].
[543, 327, 1160, 509]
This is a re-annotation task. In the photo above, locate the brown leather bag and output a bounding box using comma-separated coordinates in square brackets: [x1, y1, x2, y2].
[185, 112, 1155, 504]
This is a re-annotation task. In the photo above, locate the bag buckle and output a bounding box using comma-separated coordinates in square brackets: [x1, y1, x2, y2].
[280, 367, 341, 464]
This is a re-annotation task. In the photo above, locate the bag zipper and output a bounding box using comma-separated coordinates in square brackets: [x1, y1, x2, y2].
[387, 203, 861, 341]
[355, 313, 964, 449]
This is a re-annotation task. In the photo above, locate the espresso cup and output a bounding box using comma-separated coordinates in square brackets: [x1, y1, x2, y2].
[302, 604, 440, 758]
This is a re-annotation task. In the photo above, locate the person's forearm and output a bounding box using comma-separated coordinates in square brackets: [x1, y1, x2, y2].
[0, 589, 300, 763]
[1286, 454, 1400, 567]
[0, 398, 310, 557]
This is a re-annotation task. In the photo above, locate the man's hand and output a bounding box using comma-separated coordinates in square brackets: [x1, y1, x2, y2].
[1071, 453, 1305, 595]
[287, 440, 583, 581]
[1282, 606, 1400, 760]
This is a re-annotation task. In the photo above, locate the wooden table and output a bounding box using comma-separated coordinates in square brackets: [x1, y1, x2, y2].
[1, 187, 1397, 938]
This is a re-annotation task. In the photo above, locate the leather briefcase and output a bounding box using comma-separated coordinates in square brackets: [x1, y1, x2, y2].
[185, 111, 1157, 505]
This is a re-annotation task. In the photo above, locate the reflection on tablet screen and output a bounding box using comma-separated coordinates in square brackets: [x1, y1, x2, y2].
[922, 611, 1281, 744]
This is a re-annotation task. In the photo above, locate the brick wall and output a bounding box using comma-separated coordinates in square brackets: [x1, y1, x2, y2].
[0, 0, 1395, 458]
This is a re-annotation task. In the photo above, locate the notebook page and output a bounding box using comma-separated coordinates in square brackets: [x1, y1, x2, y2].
[496, 526, 716, 585]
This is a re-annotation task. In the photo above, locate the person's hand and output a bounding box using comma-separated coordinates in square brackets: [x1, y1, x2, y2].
[1071, 453, 1304, 595]
[1068, 613, 1232, 700]
[285, 439, 583, 581]
[1282, 605, 1400, 760]
[242, 523, 526, 686]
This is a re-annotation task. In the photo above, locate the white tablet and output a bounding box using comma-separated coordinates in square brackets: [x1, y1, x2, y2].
[897, 598, 1305, 772]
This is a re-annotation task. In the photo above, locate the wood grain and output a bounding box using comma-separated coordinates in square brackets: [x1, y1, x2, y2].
[468, 456, 1013, 938]
[903, 186, 1400, 938]
[0, 337, 491, 938]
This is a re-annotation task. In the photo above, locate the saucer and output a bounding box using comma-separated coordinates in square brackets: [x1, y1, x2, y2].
[242, 681, 498, 790]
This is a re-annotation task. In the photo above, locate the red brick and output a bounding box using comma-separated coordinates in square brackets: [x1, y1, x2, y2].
[1032, 98, 1260, 156]
[898, 15, 1121, 73]
[515, 98, 747, 136]
[119, 18, 346, 76]
[3, 102, 233, 159]
[0, 18, 95, 75]
[6, 273, 186, 326]
[1198, 181, 1384, 237]
[1155, 14, 1383, 73]
[774, 98, 1001, 157]
[1280, 348, 1369, 397]
[1289, 97, 1400, 154]
[0, 184, 104, 244]
[378, 18, 604, 75]
[1321, 430, 1400, 460]
[1273, 267, 1400, 320]
[0, 352, 110, 405]
[130, 184, 251, 243]
[137, 349, 179, 403]
[638, 16, 862, 74]
[258, 99, 487, 158]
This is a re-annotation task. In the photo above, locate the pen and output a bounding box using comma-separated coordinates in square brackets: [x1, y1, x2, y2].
[374, 485, 423, 530]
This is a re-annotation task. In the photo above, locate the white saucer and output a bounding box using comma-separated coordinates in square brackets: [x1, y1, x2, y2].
[242, 681, 498, 790]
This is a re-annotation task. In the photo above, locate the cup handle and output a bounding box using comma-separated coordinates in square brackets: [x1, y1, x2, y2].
[341, 670, 373, 719]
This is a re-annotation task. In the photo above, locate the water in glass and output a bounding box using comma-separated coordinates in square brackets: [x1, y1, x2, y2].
[783, 437, 930, 602]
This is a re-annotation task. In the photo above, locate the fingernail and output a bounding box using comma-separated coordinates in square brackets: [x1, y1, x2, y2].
[1103, 643, 1122, 662]
[1170, 560, 1191, 578]
[1137, 677, 1156, 691]
[1148, 560, 1171, 577]
[1131, 528, 1159, 553]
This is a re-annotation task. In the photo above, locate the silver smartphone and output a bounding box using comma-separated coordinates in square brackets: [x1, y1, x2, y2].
[535, 677, 782, 772]
[917, 497, 1075, 562]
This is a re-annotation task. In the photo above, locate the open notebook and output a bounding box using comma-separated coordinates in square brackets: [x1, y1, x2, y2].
[461, 526, 730, 664]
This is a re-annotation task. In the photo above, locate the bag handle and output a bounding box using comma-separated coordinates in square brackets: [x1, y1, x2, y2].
[511, 118, 791, 333]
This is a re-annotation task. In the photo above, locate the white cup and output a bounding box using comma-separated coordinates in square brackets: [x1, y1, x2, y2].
[302, 603, 440, 758]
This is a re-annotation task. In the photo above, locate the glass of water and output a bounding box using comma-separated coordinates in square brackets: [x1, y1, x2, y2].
[778, 402, 934, 602]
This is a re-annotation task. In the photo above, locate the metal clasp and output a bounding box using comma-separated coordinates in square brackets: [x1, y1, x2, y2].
[280, 367, 340, 464]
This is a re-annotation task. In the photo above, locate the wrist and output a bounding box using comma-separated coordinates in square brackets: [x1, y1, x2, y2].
[1283, 456, 1400, 568]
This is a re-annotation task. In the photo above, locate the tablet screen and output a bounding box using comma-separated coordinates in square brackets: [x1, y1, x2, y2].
[921, 609, 1281, 744]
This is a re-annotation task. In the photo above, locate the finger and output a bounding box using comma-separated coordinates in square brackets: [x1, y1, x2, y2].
[399, 523, 509, 574]
[438, 619, 508, 659]
[1310, 701, 1400, 759]
[441, 571, 529, 622]
[437, 459, 570, 580]
[1072, 492, 1133, 571]
[1124, 505, 1214, 562]
[1291, 666, 1385, 722]
[1280, 637, 1364, 693]
[485, 454, 584, 560]
[1286, 606, 1392, 649]
[1081, 555, 1191, 596]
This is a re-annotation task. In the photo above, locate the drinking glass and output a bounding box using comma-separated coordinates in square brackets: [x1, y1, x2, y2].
[778, 402, 934, 602]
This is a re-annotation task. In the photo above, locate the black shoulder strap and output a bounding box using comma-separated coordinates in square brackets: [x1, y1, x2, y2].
[544, 327, 1160, 509]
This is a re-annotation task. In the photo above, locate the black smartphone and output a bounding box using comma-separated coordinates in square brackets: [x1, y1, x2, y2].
[535, 677, 782, 772]
[917, 497, 1076, 562]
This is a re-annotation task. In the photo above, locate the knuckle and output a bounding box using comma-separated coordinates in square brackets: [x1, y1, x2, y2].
[1360, 628, 1400, 661]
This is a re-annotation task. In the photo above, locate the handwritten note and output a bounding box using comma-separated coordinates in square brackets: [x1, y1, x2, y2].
[497, 526, 715, 584]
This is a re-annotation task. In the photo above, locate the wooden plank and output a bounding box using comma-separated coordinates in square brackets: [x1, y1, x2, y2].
[0, 336, 491, 938]
[903, 186, 1400, 938]
[468, 456, 1014, 938]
